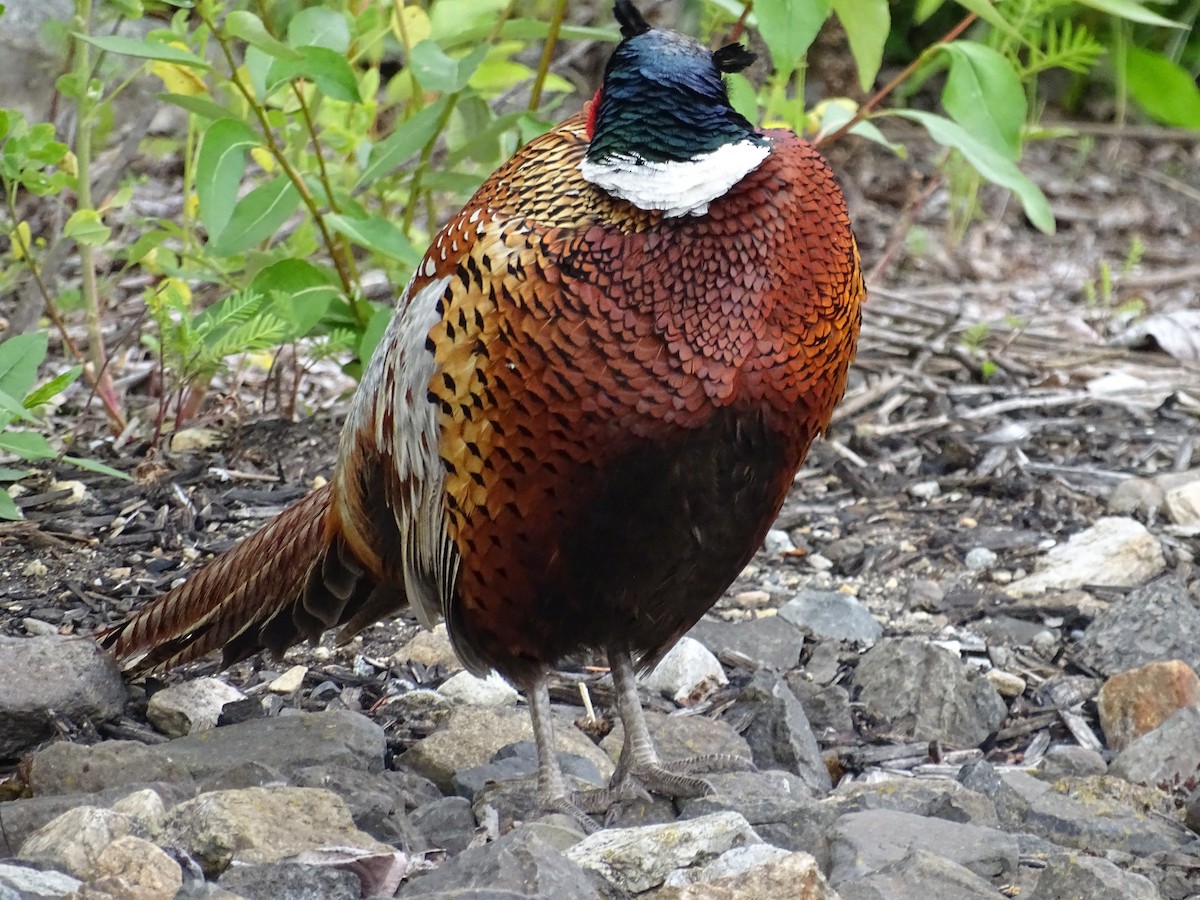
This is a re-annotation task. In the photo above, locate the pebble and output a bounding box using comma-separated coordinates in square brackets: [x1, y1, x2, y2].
[1078, 576, 1200, 675]
[1096, 659, 1200, 750]
[1164, 479, 1200, 526]
[1035, 746, 1108, 780]
[393, 623, 462, 672]
[852, 637, 1008, 747]
[147, 677, 248, 738]
[266, 664, 308, 694]
[437, 670, 519, 706]
[733, 589, 771, 608]
[20, 617, 58, 636]
[908, 480, 941, 500]
[640, 636, 728, 705]
[984, 669, 1026, 698]
[0, 635, 127, 758]
[762, 529, 795, 554]
[21, 559, 48, 577]
[1007, 517, 1165, 596]
[777, 589, 882, 647]
[964, 547, 998, 571]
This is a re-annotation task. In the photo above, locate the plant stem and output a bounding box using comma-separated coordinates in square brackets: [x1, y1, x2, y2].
[529, 0, 568, 111]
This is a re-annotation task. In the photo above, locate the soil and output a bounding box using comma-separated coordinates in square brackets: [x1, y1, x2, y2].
[2, 113, 1199, 777]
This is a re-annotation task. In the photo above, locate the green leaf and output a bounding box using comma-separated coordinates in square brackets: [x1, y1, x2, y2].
[64, 209, 112, 246]
[1074, 0, 1182, 27]
[250, 260, 340, 339]
[196, 118, 262, 242]
[266, 46, 361, 102]
[358, 303, 394, 362]
[409, 41, 487, 93]
[0, 467, 29, 481]
[0, 332, 48, 401]
[62, 455, 131, 480]
[1125, 48, 1200, 128]
[753, 0, 831, 71]
[223, 11, 302, 59]
[939, 42, 1025, 159]
[914, 0, 947, 23]
[832, 0, 889, 92]
[75, 33, 210, 68]
[358, 97, 450, 187]
[0, 488, 19, 520]
[946, 0, 1022, 41]
[159, 93, 236, 122]
[725, 73, 759, 123]
[326, 214, 422, 266]
[288, 6, 351, 52]
[209, 176, 302, 255]
[24, 366, 81, 410]
[0, 387, 36, 424]
[0, 429, 56, 460]
[895, 110, 1055, 233]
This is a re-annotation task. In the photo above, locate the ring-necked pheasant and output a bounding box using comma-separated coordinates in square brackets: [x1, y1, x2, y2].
[102, 0, 864, 824]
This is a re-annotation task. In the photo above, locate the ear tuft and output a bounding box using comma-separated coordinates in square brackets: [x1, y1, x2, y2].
[713, 42, 756, 74]
[614, 0, 652, 39]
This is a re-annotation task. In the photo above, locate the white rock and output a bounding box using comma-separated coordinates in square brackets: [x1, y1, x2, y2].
[110, 788, 168, 834]
[763, 529, 795, 554]
[18, 806, 134, 879]
[92, 835, 183, 897]
[0, 862, 82, 898]
[566, 812, 761, 893]
[985, 669, 1026, 698]
[267, 664, 308, 694]
[640, 637, 728, 705]
[663, 843, 793, 887]
[1165, 481, 1200, 526]
[908, 480, 941, 500]
[146, 677, 246, 737]
[21, 559, 48, 577]
[438, 670, 518, 706]
[1007, 517, 1165, 597]
[393, 623, 462, 672]
[965, 547, 998, 571]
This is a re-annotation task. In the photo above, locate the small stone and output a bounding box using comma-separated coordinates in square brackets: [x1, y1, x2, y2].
[763, 529, 795, 554]
[733, 590, 771, 609]
[1007, 517, 1165, 596]
[393, 623, 462, 673]
[852, 637, 1008, 747]
[20, 617, 58, 636]
[410, 796, 477, 855]
[734, 671, 830, 795]
[640, 637, 728, 705]
[566, 812, 761, 894]
[91, 835, 183, 897]
[964, 547, 998, 571]
[1031, 630, 1059, 658]
[778, 589, 882, 646]
[687, 616, 805, 671]
[908, 480, 941, 500]
[828, 809, 1018, 885]
[1097, 659, 1200, 750]
[1107, 476, 1165, 516]
[438, 670, 519, 706]
[658, 850, 836, 899]
[984, 669, 1026, 698]
[169, 426, 223, 452]
[1109, 706, 1200, 787]
[785, 678, 853, 737]
[1078, 576, 1200, 675]
[1034, 852, 1159, 899]
[147, 677, 247, 737]
[1164, 480, 1200, 526]
[164, 786, 392, 877]
[18, 807, 134, 879]
[0, 635, 127, 757]
[266, 665, 308, 694]
[1035, 746, 1108, 780]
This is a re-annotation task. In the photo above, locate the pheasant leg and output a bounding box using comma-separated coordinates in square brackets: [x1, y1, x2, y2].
[527, 675, 605, 832]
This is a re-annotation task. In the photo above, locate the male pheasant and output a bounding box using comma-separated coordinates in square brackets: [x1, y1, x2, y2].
[102, 1, 864, 823]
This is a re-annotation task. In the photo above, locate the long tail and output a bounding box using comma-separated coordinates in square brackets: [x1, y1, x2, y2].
[100, 484, 337, 672]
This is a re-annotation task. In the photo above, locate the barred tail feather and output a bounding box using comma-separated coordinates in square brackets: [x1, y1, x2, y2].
[100, 484, 335, 672]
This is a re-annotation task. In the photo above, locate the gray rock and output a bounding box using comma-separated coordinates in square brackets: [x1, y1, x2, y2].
[1078, 576, 1200, 675]
[601, 709, 752, 769]
[566, 812, 760, 894]
[1018, 775, 1191, 856]
[784, 677, 854, 737]
[778, 590, 882, 646]
[166, 709, 387, 779]
[1109, 706, 1200, 788]
[852, 637, 1008, 747]
[956, 759, 1029, 828]
[379, 769, 445, 810]
[410, 796, 477, 855]
[437, 671, 519, 706]
[1007, 517, 1165, 596]
[18, 806, 135, 879]
[735, 671, 831, 795]
[1034, 852, 1160, 899]
[146, 677, 246, 737]
[163, 786, 392, 877]
[828, 777, 1000, 828]
[828, 809, 1019, 885]
[1035, 745, 1108, 780]
[291, 765, 425, 849]
[27, 740, 195, 796]
[688, 616, 805, 671]
[399, 705, 612, 793]
[0, 636, 127, 757]
[471, 773, 606, 830]
[0, 862, 81, 899]
[397, 825, 609, 899]
[219, 862, 360, 900]
[453, 746, 603, 800]
[640, 637, 728, 705]
[198, 761, 287, 793]
[679, 770, 815, 822]
[835, 849, 1006, 899]
[971, 615, 1052, 648]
